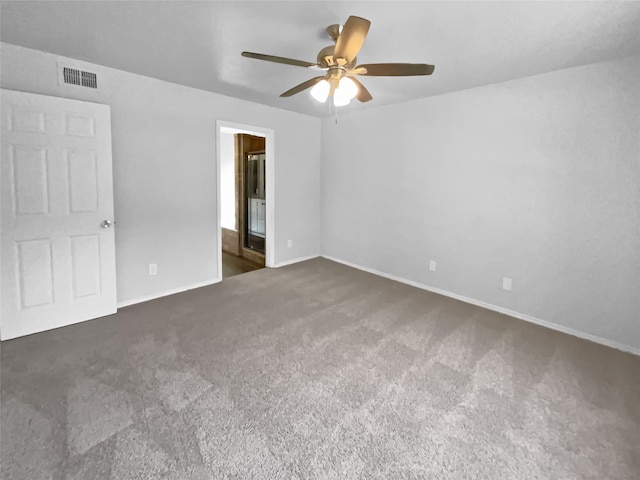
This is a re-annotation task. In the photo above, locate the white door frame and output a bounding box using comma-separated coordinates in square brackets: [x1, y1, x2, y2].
[215, 120, 275, 279]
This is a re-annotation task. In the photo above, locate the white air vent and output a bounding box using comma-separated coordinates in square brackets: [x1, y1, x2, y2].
[58, 63, 98, 90]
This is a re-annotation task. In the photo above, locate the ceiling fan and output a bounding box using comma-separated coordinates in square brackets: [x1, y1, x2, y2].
[241, 15, 435, 107]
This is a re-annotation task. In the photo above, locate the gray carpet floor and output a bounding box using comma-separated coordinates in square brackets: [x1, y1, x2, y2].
[1, 258, 639, 479]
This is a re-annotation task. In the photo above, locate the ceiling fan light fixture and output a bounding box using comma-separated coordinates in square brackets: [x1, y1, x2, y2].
[310, 79, 330, 103]
[333, 94, 351, 107]
[333, 77, 358, 106]
[338, 77, 358, 98]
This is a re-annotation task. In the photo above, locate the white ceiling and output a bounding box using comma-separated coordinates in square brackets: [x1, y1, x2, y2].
[2, 1, 639, 117]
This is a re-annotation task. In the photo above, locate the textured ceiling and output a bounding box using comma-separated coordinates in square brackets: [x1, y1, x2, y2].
[2, 1, 639, 117]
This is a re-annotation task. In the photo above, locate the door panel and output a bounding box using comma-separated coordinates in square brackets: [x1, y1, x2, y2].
[17, 239, 54, 308]
[67, 149, 99, 212]
[11, 145, 50, 214]
[1, 89, 116, 340]
[70, 234, 102, 298]
[10, 106, 47, 133]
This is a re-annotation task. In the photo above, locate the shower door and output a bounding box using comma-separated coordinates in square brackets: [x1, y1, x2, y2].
[245, 152, 266, 253]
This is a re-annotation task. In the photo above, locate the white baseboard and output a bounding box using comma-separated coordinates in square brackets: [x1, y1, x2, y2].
[117, 254, 319, 309]
[117, 253, 320, 309]
[322, 255, 639, 356]
[117, 278, 221, 308]
[272, 254, 319, 268]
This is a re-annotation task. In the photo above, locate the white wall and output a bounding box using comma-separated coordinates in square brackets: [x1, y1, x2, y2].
[321, 55, 640, 352]
[219, 131, 235, 230]
[1, 43, 321, 305]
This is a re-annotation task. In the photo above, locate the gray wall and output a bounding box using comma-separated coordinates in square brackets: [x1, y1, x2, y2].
[1, 43, 321, 305]
[321, 55, 640, 351]
[3, 41, 638, 352]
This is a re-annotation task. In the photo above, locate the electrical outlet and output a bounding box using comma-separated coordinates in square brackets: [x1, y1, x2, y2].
[149, 263, 158, 276]
[502, 277, 512, 291]
[287, 239, 293, 248]
[429, 260, 437, 272]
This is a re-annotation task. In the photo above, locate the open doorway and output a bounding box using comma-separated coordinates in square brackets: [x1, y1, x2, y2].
[216, 121, 275, 280]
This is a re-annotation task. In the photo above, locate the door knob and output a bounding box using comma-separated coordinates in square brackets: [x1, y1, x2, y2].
[101, 220, 113, 228]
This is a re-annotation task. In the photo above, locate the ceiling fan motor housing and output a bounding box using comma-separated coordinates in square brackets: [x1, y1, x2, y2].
[317, 45, 357, 69]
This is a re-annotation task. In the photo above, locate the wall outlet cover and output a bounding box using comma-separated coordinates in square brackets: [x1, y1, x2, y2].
[429, 260, 437, 272]
[502, 277, 512, 291]
[287, 240, 293, 248]
[149, 264, 158, 276]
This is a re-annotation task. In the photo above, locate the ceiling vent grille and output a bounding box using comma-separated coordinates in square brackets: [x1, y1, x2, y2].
[60, 66, 98, 89]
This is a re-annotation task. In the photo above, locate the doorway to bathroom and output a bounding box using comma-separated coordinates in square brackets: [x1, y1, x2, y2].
[217, 122, 274, 279]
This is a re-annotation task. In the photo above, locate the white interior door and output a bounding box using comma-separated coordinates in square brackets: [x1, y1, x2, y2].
[1, 89, 116, 340]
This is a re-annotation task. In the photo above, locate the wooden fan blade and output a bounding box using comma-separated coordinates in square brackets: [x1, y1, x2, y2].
[242, 51, 316, 68]
[333, 16, 371, 64]
[280, 76, 325, 97]
[351, 78, 373, 102]
[357, 63, 435, 76]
